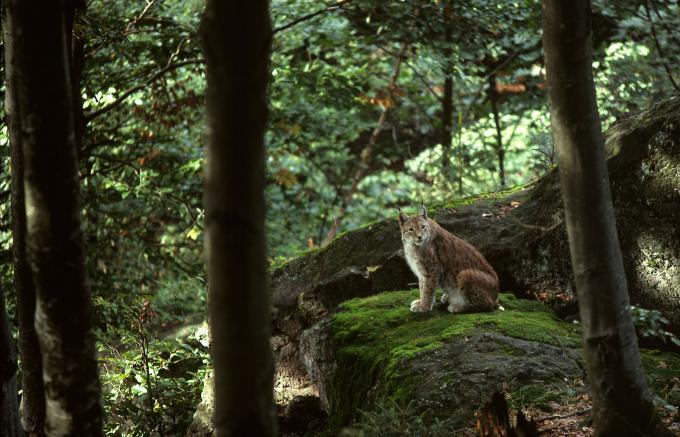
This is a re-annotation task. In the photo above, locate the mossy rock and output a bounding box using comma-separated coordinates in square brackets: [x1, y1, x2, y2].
[300, 291, 583, 429]
[300, 290, 680, 431]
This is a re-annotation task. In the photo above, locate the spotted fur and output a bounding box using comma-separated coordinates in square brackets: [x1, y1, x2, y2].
[398, 206, 499, 313]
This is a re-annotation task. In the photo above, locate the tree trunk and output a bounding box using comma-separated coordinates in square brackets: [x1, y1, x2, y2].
[488, 74, 505, 187]
[6, 0, 104, 435]
[65, 2, 87, 157]
[199, 2, 276, 436]
[441, 1, 454, 180]
[542, 1, 670, 436]
[3, 4, 47, 435]
[0, 285, 21, 437]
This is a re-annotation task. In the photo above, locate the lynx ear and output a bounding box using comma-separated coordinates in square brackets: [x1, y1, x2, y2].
[397, 207, 408, 226]
[420, 204, 428, 219]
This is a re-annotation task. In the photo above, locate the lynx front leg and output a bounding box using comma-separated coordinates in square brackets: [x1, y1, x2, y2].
[410, 279, 425, 312]
[410, 276, 437, 312]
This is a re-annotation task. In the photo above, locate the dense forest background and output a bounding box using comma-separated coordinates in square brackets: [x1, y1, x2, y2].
[0, 0, 678, 435]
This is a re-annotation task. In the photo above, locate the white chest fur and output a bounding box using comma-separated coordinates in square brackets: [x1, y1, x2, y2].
[403, 244, 424, 280]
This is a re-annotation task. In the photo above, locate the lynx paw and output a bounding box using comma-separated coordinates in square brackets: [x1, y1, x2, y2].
[410, 299, 429, 313]
[440, 293, 449, 304]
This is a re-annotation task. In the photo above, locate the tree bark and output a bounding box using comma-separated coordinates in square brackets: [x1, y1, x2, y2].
[3, 4, 47, 435]
[6, 0, 104, 435]
[199, 2, 276, 436]
[65, 2, 87, 157]
[0, 285, 21, 437]
[542, 1, 671, 436]
[488, 74, 505, 188]
[441, 1, 454, 180]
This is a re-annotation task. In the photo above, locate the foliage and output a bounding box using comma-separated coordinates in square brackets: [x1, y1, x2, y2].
[96, 278, 209, 436]
[342, 400, 459, 437]
[630, 306, 680, 348]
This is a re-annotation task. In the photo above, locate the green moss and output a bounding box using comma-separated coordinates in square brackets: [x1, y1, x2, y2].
[326, 290, 581, 428]
[431, 180, 537, 211]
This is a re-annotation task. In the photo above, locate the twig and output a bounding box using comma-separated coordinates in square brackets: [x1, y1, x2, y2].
[84, 58, 205, 122]
[125, 0, 159, 33]
[643, 1, 679, 92]
[509, 215, 563, 233]
[272, 0, 355, 35]
[537, 407, 591, 422]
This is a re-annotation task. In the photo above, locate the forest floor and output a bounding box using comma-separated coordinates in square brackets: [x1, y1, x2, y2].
[450, 390, 679, 437]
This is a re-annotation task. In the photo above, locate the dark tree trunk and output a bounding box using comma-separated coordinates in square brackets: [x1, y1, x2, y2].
[441, 1, 454, 180]
[542, 1, 671, 436]
[65, 3, 87, 157]
[6, 0, 103, 435]
[488, 74, 505, 188]
[3, 4, 46, 435]
[0, 285, 21, 437]
[199, 2, 276, 436]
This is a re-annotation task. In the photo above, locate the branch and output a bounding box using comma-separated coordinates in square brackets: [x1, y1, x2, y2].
[272, 0, 355, 35]
[125, 0, 159, 32]
[322, 46, 407, 245]
[379, 43, 441, 101]
[537, 408, 591, 423]
[643, 1, 679, 92]
[648, 0, 680, 49]
[84, 58, 205, 123]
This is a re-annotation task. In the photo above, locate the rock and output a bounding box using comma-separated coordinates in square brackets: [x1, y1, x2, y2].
[299, 291, 584, 429]
[299, 290, 680, 431]
[185, 371, 214, 437]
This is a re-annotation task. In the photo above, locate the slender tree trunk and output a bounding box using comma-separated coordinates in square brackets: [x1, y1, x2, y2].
[6, 1, 104, 435]
[542, 1, 671, 436]
[3, 5, 47, 435]
[442, 75, 453, 176]
[199, 2, 276, 436]
[65, 2, 87, 156]
[488, 74, 505, 188]
[441, 1, 454, 180]
[322, 50, 405, 246]
[456, 111, 464, 194]
[0, 285, 21, 437]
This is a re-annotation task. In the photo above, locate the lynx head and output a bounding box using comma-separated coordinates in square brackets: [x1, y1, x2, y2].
[398, 205, 432, 246]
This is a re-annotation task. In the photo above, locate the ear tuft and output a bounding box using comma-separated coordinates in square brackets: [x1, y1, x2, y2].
[420, 204, 428, 219]
[397, 207, 408, 226]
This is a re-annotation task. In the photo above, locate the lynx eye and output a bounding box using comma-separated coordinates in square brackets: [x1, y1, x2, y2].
[420, 225, 426, 230]
[408, 227, 414, 232]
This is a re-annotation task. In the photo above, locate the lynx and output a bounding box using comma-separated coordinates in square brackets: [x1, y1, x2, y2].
[398, 205, 500, 313]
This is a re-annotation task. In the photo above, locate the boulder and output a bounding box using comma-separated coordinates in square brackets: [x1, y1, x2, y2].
[299, 291, 584, 429]
[299, 290, 680, 432]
